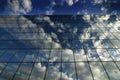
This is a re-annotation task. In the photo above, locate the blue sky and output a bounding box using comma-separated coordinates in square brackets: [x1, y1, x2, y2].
[0, 0, 120, 15]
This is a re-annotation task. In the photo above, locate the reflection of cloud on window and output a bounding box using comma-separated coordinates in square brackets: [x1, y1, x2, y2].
[0, 15, 120, 80]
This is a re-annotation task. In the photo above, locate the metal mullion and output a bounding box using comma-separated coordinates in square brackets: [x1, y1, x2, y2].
[106, 48, 120, 70]
[11, 50, 29, 80]
[72, 37, 78, 80]
[0, 38, 120, 41]
[111, 32, 120, 40]
[91, 26, 102, 33]
[28, 28, 43, 80]
[91, 25, 110, 79]
[60, 48, 62, 80]
[0, 50, 18, 76]
[97, 26, 120, 71]
[91, 40, 110, 80]
[28, 29, 40, 80]
[0, 61, 119, 63]
[0, 63, 7, 75]
[43, 41, 52, 80]
[82, 39, 94, 80]
[4, 50, 18, 63]
[27, 63, 35, 80]
[1, 47, 120, 50]
[0, 50, 7, 60]
[0, 63, 7, 73]
[43, 50, 51, 80]
[100, 29, 120, 71]
[0, 31, 119, 34]
[28, 50, 39, 80]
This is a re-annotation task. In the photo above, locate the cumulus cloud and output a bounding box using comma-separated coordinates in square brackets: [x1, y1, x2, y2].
[45, 1, 56, 15]
[101, 7, 108, 13]
[76, 62, 93, 80]
[30, 63, 46, 80]
[65, 0, 79, 6]
[62, 49, 74, 62]
[93, 0, 104, 4]
[90, 62, 109, 80]
[74, 49, 87, 61]
[6, 0, 32, 14]
[96, 15, 110, 21]
[82, 15, 91, 22]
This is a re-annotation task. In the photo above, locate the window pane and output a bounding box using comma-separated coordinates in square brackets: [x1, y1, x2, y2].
[61, 49, 74, 62]
[74, 49, 87, 61]
[83, 40, 94, 49]
[36, 50, 50, 62]
[29, 63, 47, 80]
[13, 63, 33, 80]
[0, 63, 19, 80]
[76, 62, 93, 80]
[107, 49, 120, 61]
[104, 32, 116, 39]
[0, 63, 7, 74]
[49, 49, 61, 62]
[110, 40, 120, 48]
[0, 50, 15, 62]
[45, 63, 61, 80]
[86, 49, 100, 61]
[90, 62, 109, 80]
[62, 63, 77, 80]
[96, 49, 112, 61]
[73, 40, 83, 49]
[103, 62, 120, 80]
[10, 50, 27, 62]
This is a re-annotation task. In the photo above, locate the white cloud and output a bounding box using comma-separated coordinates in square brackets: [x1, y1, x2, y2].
[43, 16, 55, 26]
[22, 0, 32, 12]
[101, 7, 108, 13]
[76, 62, 93, 80]
[45, 1, 56, 15]
[90, 62, 109, 80]
[6, 0, 32, 14]
[96, 15, 110, 22]
[46, 9, 54, 15]
[62, 49, 74, 62]
[66, 0, 74, 6]
[74, 49, 87, 61]
[80, 32, 90, 39]
[82, 15, 91, 22]
[65, 0, 79, 6]
[93, 0, 104, 4]
[30, 63, 46, 80]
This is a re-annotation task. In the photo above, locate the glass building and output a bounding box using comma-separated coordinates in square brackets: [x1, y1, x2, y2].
[0, 0, 120, 80]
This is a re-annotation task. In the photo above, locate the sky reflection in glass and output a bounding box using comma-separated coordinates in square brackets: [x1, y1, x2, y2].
[0, 15, 120, 80]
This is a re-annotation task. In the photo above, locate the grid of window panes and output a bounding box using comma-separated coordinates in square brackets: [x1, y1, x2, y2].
[0, 15, 120, 80]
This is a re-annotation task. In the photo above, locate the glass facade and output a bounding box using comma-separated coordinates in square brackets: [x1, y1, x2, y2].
[0, 15, 120, 80]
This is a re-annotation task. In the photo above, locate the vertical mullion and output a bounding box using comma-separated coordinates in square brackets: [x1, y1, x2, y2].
[0, 50, 7, 59]
[91, 40, 110, 80]
[27, 49, 39, 80]
[83, 41, 95, 80]
[97, 26, 120, 71]
[60, 48, 62, 80]
[11, 50, 28, 80]
[0, 50, 17, 76]
[90, 26, 111, 80]
[28, 28, 43, 80]
[72, 32, 78, 80]
[43, 34, 52, 80]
